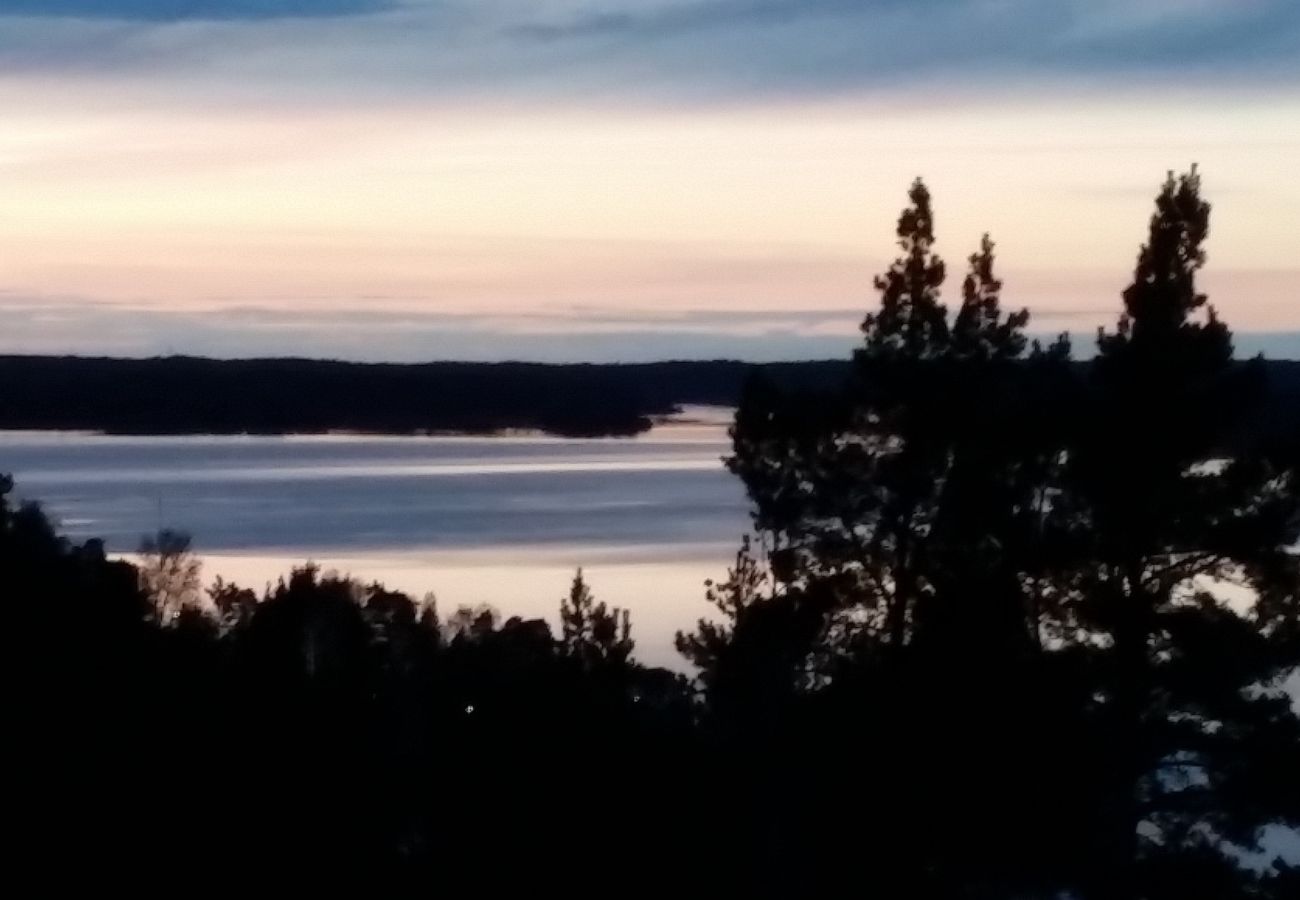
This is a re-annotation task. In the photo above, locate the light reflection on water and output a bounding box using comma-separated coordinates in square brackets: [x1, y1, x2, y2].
[0, 415, 749, 670]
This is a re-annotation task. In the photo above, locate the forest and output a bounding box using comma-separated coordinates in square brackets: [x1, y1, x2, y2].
[6, 168, 1299, 898]
[1, 354, 1294, 446]
[0, 354, 851, 437]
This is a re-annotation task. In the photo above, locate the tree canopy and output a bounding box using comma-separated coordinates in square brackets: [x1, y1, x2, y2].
[690, 167, 1300, 898]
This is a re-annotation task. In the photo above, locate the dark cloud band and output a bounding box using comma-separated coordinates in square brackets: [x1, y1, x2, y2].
[0, 1, 1296, 98]
[0, 0, 391, 21]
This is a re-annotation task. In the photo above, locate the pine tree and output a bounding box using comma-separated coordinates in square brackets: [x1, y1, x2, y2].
[559, 568, 633, 669]
[674, 535, 823, 728]
[727, 178, 1051, 670]
[861, 177, 950, 360]
[710, 182, 1080, 894]
[1061, 167, 1300, 898]
[951, 233, 1028, 361]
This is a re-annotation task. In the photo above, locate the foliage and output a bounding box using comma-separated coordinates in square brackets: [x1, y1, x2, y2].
[560, 567, 633, 669]
[4, 484, 691, 891]
[697, 168, 1300, 897]
[138, 528, 203, 623]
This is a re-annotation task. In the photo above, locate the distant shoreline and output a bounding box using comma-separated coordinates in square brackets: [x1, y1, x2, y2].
[1, 354, 1297, 445]
[0, 355, 840, 438]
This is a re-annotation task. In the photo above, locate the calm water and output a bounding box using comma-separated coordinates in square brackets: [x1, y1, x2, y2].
[0, 411, 749, 669]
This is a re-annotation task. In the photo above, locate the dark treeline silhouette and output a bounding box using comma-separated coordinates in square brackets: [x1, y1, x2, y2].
[0, 355, 848, 437]
[1, 353, 1297, 444]
[6, 168, 1299, 897]
[7, 488, 700, 892]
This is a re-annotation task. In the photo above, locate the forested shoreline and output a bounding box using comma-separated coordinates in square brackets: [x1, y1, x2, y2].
[8, 169, 1299, 897]
[1, 355, 1297, 445]
[0, 356, 848, 437]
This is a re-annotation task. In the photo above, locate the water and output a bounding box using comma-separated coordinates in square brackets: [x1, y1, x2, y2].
[0, 410, 750, 669]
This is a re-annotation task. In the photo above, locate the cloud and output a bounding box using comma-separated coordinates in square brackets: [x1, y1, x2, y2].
[0, 0, 392, 20]
[2, 296, 1296, 363]
[0, 297, 857, 362]
[509, 0, 889, 42]
[0, 0, 1295, 104]
[506, 0, 1300, 77]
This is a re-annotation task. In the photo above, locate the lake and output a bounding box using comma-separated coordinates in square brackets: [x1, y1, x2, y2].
[0, 409, 749, 670]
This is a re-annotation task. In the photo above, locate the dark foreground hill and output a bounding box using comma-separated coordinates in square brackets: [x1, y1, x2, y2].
[0, 354, 1295, 443]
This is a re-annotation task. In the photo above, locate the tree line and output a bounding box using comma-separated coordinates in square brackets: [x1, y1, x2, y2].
[5, 167, 1299, 897]
[0, 355, 857, 437]
[2, 352, 1292, 445]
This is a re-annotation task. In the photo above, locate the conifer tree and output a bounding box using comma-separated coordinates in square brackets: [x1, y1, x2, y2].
[726, 178, 1052, 671]
[708, 179, 1080, 896]
[1061, 167, 1300, 898]
[675, 535, 819, 727]
[861, 177, 949, 360]
[560, 568, 633, 669]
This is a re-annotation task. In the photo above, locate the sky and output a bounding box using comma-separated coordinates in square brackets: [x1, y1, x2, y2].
[1, 0, 1297, 362]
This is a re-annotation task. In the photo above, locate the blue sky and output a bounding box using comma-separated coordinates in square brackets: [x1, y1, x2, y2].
[0, 0, 1297, 360]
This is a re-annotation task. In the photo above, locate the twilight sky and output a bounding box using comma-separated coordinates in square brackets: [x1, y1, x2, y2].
[1, 0, 1297, 361]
